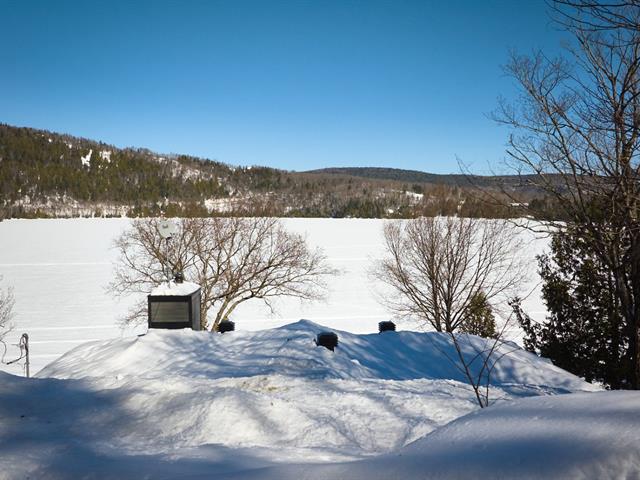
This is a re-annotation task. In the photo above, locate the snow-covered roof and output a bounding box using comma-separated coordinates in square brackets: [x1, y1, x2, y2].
[27, 321, 614, 479]
[150, 281, 200, 296]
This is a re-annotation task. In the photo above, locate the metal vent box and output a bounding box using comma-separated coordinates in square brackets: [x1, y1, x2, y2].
[147, 281, 202, 330]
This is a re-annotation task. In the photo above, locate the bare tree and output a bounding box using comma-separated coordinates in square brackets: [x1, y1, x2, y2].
[0, 276, 13, 332]
[494, 1, 640, 387]
[372, 217, 527, 332]
[447, 310, 522, 408]
[371, 217, 527, 407]
[110, 217, 337, 331]
[0, 276, 14, 359]
[551, 1, 640, 33]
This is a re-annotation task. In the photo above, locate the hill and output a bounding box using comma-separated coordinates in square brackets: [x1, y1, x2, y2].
[0, 123, 539, 219]
[306, 166, 546, 189]
[307, 167, 484, 186]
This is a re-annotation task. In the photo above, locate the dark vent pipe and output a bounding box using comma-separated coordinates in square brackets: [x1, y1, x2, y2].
[378, 321, 396, 333]
[217, 320, 235, 333]
[316, 331, 338, 351]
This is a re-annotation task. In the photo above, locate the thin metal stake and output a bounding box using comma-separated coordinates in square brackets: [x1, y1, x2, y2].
[5, 333, 30, 377]
[21, 333, 29, 378]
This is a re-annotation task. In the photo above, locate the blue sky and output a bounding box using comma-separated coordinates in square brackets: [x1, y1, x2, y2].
[0, 0, 565, 173]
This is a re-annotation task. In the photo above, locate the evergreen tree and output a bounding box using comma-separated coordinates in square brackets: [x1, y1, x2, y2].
[517, 227, 631, 389]
[459, 292, 497, 338]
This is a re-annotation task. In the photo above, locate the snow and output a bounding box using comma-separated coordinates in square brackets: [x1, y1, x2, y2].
[0, 218, 549, 376]
[39, 321, 594, 392]
[378, 391, 640, 480]
[204, 197, 235, 213]
[405, 190, 424, 200]
[150, 280, 200, 296]
[99, 150, 112, 162]
[0, 219, 134, 375]
[81, 149, 92, 167]
[228, 391, 640, 480]
[0, 216, 628, 478]
[0, 321, 611, 479]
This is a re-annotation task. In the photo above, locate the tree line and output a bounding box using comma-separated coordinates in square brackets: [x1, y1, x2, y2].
[0, 124, 538, 220]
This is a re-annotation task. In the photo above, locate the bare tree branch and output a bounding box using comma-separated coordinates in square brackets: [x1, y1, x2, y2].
[371, 217, 527, 407]
[109, 218, 338, 330]
[0, 276, 15, 364]
[371, 217, 527, 333]
[494, 0, 640, 387]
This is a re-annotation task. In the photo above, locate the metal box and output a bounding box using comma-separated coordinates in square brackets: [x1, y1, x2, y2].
[147, 281, 202, 330]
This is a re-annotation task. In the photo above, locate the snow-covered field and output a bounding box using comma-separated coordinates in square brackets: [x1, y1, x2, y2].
[0, 218, 637, 479]
[0, 218, 547, 375]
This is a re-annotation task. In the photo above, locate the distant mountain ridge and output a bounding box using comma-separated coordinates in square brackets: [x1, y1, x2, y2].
[305, 167, 539, 188]
[0, 123, 539, 219]
[306, 167, 473, 185]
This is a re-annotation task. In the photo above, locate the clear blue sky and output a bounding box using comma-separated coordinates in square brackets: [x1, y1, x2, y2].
[0, 0, 564, 174]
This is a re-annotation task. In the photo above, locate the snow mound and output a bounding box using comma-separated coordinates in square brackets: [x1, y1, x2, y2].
[0, 322, 612, 479]
[28, 320, 596, 459]
[393, 391, 640, 479]
[252, 391, 640, 480]
[39, 320, 594, 394]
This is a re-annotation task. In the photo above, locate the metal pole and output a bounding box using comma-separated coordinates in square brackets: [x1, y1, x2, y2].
[22, 333, 29, 378]
[5, 333, 30, 378]
[166, 236, 171, 284]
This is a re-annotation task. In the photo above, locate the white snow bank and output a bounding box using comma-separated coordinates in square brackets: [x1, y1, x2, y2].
[0, 322, 608, 479]
[39, 320, 595, 394]
[0, 373, 633, 479]
[246, 391, 640, 480]
[391, 391, 640, 479]
[33, 321, 595, 458]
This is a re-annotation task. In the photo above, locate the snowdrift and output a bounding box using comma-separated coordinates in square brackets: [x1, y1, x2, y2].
[33, 321, 595, 456]
[227, 391, 640, 480]
[0, 321, 609, 479]
[40, 320, 592, 392]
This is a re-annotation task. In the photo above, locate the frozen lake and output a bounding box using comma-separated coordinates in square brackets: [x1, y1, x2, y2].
[0, 218, 549, 375]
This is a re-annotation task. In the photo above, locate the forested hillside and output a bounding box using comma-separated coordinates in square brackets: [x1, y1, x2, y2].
[307, 167, 546, 192]
[0, 124, 540, 219]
